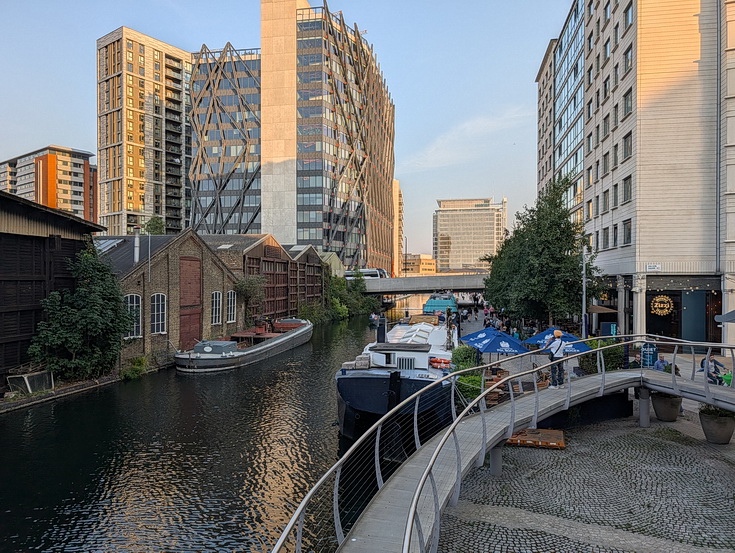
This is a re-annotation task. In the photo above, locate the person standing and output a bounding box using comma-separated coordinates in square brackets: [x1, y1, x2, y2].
[629, 353, 642, 369]
[543, 330, 566, 389]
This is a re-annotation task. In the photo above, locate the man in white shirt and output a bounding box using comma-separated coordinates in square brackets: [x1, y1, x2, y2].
[543, 330, 566, 389]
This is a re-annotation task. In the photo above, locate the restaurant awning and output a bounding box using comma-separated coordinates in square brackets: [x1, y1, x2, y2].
[587, 305, 617, 314]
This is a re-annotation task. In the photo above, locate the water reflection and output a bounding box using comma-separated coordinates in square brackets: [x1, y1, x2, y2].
[0, 319, 374, 552]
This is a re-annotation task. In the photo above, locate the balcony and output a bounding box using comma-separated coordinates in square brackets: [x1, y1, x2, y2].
[165, 123, 182, 132]
[164, 57, 182, 69]
[166, 156, 182, 165]
[166, 167, 182, 176]
[165, 145, 182, 154]
[165, 134, 182, 144]
[166, 101, 182, 112]
[165, 112, 182, 122]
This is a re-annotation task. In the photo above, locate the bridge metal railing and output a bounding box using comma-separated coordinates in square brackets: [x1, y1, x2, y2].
[271, 334, 735, 553]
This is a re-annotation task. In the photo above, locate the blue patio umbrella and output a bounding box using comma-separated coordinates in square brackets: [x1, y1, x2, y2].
[463, 330, 529, 355]
[522, 327, 592, 353]
[460, 328, 499, 342]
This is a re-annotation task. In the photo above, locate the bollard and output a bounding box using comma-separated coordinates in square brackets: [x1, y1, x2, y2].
[638, 387, 650, 428]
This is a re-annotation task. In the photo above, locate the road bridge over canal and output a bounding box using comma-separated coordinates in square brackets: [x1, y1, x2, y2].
[364, 274, 487, 294]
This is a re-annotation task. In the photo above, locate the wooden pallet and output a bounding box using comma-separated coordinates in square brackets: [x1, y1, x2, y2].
[506, 428, 566, 449]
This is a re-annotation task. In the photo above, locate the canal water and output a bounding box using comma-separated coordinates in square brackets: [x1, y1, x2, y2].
[0, 318, 377, 552]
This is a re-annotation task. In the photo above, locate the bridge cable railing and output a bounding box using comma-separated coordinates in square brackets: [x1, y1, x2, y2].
[271, 333, 732, 553]
[402, 335, 735, 553]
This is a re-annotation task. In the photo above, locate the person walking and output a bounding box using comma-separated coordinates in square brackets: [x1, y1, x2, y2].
[543, 330, 566, 389]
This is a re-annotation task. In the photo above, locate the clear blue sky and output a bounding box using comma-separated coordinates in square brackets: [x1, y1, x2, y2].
[0, 0, 571, 253]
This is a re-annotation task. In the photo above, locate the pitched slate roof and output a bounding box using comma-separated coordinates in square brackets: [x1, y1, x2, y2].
[93, 234, 177, 276]
[198, 234, 267, 252]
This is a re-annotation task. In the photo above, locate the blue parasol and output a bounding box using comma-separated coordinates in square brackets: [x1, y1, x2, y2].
[522, 327, 592, 353]
[462, 330, 529, 354]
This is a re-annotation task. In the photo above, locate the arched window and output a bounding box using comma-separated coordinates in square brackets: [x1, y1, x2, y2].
[211, 291, 222, 325]
[151, 293, 167, 334]
[226, 290, 237, 323]
[124, 294, 142, 338]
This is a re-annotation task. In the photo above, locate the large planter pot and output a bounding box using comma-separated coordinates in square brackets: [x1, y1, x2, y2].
[651, 394, 682, 422]
[699, 413, 735, 444]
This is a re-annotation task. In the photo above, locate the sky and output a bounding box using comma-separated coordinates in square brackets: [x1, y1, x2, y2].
[0, 0, 571, 254]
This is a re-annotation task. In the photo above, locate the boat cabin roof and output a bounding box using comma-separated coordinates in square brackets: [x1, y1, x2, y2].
[192, 341, 238, 354]
[369, 343, 432, 353]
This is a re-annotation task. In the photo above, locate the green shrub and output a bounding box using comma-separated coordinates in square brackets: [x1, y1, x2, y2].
[456, 374, 483, 400]
[578, 339, 625, 374]
[452, 345, 479, 370]
[120, 356, 148, 381]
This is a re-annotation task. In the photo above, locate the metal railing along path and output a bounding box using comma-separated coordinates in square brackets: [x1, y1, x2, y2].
[271, 334, 735, 553]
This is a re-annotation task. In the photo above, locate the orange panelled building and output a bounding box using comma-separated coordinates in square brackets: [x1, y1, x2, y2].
[0, 146, 98, 223]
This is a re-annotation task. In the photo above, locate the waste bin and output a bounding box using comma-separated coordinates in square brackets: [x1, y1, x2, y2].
[641, 343, 657, 368]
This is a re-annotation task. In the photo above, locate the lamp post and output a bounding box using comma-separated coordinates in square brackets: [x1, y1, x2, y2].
[582, 249, 588, 338]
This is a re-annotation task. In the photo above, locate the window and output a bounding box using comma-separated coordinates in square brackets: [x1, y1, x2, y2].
[623, 132, 633, 159]
[613, 183, 619, 206]
[604, 39, 611, 59]
[596, 89, 600, 109]
[151, 293, 167, 333]
[603, 77, 610, 98]
[586, 200, 593, 220]
[588, 66, 594, 85]
[211, 291, 222, 325]
[623, 88, 633, 115]
[595, 231, 599, 250]
[603, 190, 610, 212]
[624, 2, 633, 28]
[613, 104, 619, 126]
[603, 152, 610, 174]
[614, 23, 620, 45]
[604, 1, 611, 20]
[624, 46, 633, 72]
[124, 294, 142, 338]
[586, 133, 593, 153]
[595, 125, 600, 145]
[613, 63, 619, 86]
[588, 0, 594, 16]
[586, 167, 592, 187]
[587, 100, 593, 119]
[613, 144, 619, 166]
[602, 227, 610, 249]
[227, 290, 237, 323]
[603, 115, 610, 136]
[623, 175, 632, 202]
[613, 224, 619, 246]
[623, 219, 632, 244]
[588, 32, 594, 51]
[595, 195, 600, 215]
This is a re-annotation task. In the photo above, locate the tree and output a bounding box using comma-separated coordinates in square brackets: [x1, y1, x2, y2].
[143, 215, 165, 235]
[28, 241, 134, 381]
[483, 178, 602, 326]
[233, 274, 266, 327]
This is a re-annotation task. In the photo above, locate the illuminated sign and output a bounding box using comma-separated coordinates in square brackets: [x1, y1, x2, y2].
[650, 295, 674, 316]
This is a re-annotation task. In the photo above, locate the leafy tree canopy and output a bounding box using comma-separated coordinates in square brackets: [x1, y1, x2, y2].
[483, 178, 603, 325]
[234, 274, 266, 326]
[143, 215, 165, 235]
[28, 241, 134, 381]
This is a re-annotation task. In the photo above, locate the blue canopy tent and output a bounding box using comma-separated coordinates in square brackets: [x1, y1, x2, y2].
[522, 327, 592, 354]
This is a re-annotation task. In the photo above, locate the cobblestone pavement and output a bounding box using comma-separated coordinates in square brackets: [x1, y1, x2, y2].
[438, 412, 735, 553]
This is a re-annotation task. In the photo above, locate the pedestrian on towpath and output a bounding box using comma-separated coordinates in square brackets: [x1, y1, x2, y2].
[543, 330, 566, 389]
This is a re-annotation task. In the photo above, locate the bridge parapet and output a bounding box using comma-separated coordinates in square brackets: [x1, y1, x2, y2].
[364, 274, 487, 294]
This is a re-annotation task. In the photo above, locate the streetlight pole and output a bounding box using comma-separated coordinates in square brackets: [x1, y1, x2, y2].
[582, 249, 588, 338]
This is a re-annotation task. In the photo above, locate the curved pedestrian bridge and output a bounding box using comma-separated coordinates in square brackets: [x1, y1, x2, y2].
[272, 336, 735, 553]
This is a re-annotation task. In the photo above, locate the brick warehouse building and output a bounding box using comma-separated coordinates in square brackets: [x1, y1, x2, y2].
[0, 191, 104, 385]
[95, 229, 242, 365]
[96, 230, 324, 367]
[199, 234, 323, 320]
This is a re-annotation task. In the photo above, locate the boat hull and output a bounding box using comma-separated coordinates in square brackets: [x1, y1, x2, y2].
[175, 321, 313, 373]
[336, 372, 452, 441]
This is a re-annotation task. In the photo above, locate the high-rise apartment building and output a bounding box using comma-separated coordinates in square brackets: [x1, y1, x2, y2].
[538, 0, 735, 343]
[97, 27, 193, 235]
[392, 179, 403, 277]
[432, 198, 507, 272]
[189, 0, 395, 270]
[536, 39, 557, 197]
[0, 146, 97, 222]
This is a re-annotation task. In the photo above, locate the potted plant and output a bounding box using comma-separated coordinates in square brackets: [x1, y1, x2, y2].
[650, 391, 682, 422]
[698, 403, 735, 444]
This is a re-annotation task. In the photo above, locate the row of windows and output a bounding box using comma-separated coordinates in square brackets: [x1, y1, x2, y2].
[585, 175, 633, 220]
[124, 291, 236, 337]
[590, 219, 632, 250]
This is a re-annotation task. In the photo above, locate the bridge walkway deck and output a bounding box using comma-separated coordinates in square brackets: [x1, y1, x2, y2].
[337, 370, 735, 552]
